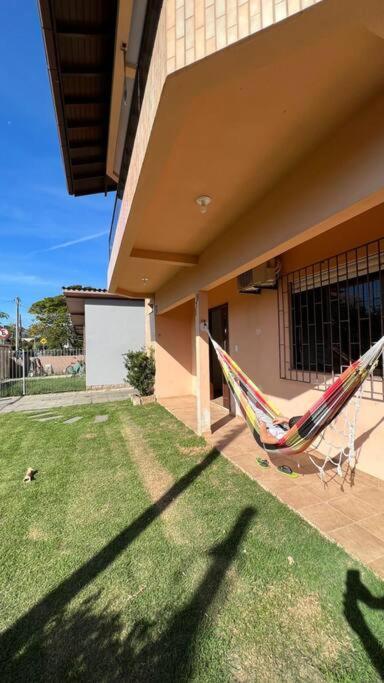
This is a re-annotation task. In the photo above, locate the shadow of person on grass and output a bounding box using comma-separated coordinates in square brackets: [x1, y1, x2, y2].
[0, 448, 220, 679]
[1, 507, 256, 681]
[126, 506, 256, 681]
[344, 569, 384, 680]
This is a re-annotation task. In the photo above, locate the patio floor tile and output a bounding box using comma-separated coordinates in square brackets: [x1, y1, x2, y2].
[348, 486, 384, 513]
[368, 555, 384, 579]
[358, 513, 384, 542]
[271, 485, 323, 510]
[299, 480, 347, 501]
[328, 495, 377, 521]
[328, 524, 384, 563]
[299, 502, 352, 532]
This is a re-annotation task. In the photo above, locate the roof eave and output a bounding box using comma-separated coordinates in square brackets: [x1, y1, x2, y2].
[38, 0, 118, 197]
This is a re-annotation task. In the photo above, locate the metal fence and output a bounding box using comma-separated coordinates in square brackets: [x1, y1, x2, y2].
[0, 347, 85, 398]
[37, 347, 84, 357]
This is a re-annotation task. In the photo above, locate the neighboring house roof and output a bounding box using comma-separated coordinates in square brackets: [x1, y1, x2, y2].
[38, 0, 118, 196]
[63, 287, 143, 336]
[63, 286, 109, 293]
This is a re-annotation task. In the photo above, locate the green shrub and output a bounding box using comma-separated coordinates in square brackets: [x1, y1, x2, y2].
[123, 348, 155, 396]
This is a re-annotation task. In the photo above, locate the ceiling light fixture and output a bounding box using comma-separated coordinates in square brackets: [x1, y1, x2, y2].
[141, 277, 149, 285]
[195, 195, 212, 214]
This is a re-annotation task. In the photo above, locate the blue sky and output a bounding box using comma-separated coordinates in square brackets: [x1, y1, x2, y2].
[0, 3, 115, 326]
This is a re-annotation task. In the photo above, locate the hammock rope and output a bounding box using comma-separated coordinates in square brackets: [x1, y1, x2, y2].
[307, 387, 363, 479]
[206, 325, 384, 474]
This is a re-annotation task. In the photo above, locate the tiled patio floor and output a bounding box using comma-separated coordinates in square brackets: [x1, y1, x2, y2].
[160, 395, 384, 578]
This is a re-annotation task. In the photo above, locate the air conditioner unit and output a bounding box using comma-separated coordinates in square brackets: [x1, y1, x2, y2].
[237, 259, 280, 294]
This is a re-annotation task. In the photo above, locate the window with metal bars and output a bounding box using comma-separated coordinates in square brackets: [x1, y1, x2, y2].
[278, 238, 384, 387]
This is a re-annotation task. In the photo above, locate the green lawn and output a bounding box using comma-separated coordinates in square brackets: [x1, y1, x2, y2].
[0, 375, 86, 397]
[0, 401, 383, 682]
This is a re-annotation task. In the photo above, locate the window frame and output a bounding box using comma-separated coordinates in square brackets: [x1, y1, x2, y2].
[278, 237, 384, 398]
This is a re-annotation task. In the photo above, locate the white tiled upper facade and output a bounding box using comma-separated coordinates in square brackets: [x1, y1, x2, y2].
[165, 0, 322, 72]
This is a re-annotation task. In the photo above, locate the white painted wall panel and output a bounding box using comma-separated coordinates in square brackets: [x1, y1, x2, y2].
[85, 300, 145, 387]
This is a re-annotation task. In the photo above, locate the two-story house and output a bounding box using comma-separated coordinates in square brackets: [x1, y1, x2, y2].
[40, 0, 384, 482]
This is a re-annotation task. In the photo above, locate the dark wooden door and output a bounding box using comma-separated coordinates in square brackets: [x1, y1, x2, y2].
[209, 303, 230, 409]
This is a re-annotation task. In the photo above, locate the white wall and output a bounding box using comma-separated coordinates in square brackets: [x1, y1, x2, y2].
[85, 299, 145, 387]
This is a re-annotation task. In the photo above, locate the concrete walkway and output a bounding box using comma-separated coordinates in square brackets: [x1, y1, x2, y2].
[0, 387, 134, 413]
[160, 395, 384, 579]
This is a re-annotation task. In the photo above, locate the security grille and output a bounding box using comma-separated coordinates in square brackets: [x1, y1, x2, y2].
[278, 237, 384, 398]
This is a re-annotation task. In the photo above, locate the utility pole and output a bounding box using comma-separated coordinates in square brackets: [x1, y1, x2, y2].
[15, 297, 20, 352]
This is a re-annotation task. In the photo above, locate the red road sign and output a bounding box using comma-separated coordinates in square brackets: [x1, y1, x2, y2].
[0, 327, 10, 339]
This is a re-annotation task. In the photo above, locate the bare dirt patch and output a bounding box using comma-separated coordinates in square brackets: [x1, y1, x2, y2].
[114, 467, 128, 482]
[120, 417, 187, 544]
[121, 420, 173, 500]
[179, 445, 207, 458]
[226, 578, 347, 682]
[28, 527, 49, 541]
[284, 593, 343, 661]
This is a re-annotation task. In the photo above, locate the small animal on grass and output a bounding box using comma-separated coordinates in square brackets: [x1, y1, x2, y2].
[24, 468, 37, 483]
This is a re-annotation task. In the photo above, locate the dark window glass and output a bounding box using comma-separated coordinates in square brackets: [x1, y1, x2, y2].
[290, 271, 382, 375]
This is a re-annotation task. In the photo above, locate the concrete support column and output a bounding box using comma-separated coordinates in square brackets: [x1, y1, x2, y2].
[195, 291, 210, 435]
[144, 298, 156, 351]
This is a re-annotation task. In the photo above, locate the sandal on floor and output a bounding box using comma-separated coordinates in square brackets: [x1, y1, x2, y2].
[278, 465, 299, 478]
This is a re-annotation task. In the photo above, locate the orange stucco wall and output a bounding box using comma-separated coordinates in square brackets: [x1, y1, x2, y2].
[155, 299, 194, 397]
[155, 208, 384, 479]
[282, 203, 384, 273]
[208, 210, 384, 480]
[155, 92, 384, 313]
[207, 286, 384, 481]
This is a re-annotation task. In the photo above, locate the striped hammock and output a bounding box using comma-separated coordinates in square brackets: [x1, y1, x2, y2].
[208, 332, 384, 456]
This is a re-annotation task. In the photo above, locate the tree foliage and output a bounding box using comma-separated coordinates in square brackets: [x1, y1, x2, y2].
[3, 323, 16, 345]
[28, 294, 80, 348]
[123, 349, 155, 396]
[0, 314, 15, 346]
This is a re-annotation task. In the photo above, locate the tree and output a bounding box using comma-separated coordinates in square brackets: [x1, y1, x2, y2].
[28, 294, 80, 348]
[0, 322, 29, 348]
[0, 313, 12, 345]
[3, 323, 16, 345]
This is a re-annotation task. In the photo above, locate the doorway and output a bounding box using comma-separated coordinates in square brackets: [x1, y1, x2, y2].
[209, 303, 230, 409]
